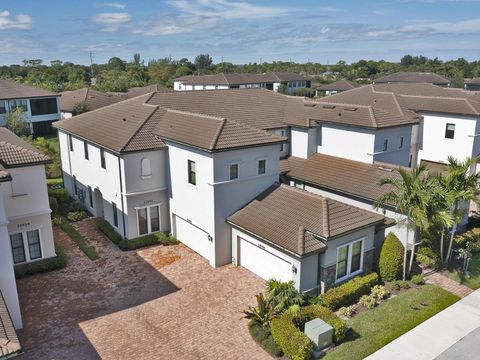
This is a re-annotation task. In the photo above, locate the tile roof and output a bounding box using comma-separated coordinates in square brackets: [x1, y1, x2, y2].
[60, 88, 124, 112]
[174, 72, 309, 85]
[285, 153, 402, 204]
[0, 291, 21, 359]
[0, 171, 11, 182]
[315, 80, 361, 91]
[374, 72, 450, 85]
[0, 128, 50, 168]
[465, 78, 480, 85]
[0, 79, 58, 100]
[228, 184, 387, 256]
[125, 84, 172, 98]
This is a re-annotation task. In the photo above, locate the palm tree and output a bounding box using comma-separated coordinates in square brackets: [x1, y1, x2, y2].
[443, 157, 480, 264]
[375, 165, 431, 280]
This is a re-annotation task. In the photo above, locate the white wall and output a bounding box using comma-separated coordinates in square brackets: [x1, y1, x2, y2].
[122, 150, 168, 194]
[417, 112, 479, 165]
[291, 127, 317, 159]
[270, 128, 289, 157]
[373, 126, 413, 167]
[173, 81, 230, 91]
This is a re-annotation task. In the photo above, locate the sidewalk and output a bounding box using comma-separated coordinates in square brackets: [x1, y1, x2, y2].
[366, 289, 480, 360]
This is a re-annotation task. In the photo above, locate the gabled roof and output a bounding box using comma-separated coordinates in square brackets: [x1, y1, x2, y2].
[315, 80, 361, 92]
[375, 72, 450, 85]
[125, 84, 171, 98]
[0, 79, 58, 100]
[0, 291, 21, 359]
[174, 72, 309, 85]
[228, 184, 387, 256]
[0, 128, 50, 168]
[60, 88, 124, 112]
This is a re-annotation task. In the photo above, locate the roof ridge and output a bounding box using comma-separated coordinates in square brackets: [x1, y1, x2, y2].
[322, 198, 330, 238]
[120, 102, 160, 152]
[367, 106, 378, 127]
[210, 118, 227, 150]
[163, 107, 226, 121]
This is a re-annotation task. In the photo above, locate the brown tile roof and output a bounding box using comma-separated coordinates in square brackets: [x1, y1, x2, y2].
[280, 156, 305, 174]
[228, 184, 387, 256]
[465, 78, 480, 85]
[0, 128, 50, 168]
[153, 109, 286, 152]
[315, 80, 361, 92]
[0, 291, 21, 359]
[374, 72, 450, 85]
[0, 171, 11, 182]
[286, 153, 402, 204]
[0, 79, 58, 100]
[174, 72, 309, 85]
[125, 84, 172, 98]
[60, 88, 124, 112]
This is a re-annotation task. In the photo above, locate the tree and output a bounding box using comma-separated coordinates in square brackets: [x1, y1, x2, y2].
[194, 54, 213, 73]
[443, 157, 480, 263]
[265, 279, 304, 314]
[378, 232, 404, 281]
[73, 101, 88, 115]
[276, 83, 288, 94]
[6, 107, 30, 136]
[375, 165, 430, 279]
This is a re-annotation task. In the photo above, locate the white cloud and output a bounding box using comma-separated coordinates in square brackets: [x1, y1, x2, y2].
[0, 10, 33, 30]
[94, 2, 127, 10]
[91, 12, 131, 32]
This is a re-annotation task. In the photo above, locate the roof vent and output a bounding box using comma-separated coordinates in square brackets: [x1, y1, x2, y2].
[344, 107, 358, 111]
[322, 105, 335, 109]
[122, 117, 127, 122]
[338, 112, 342, 117]
[378, 166, 393, 172]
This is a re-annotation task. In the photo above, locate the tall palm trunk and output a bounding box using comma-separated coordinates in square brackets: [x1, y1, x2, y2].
[407, 228, 417, 277]
[440, 227, 445, 265]
[403, 215, 410, 280]
[445, 203, 458, 264]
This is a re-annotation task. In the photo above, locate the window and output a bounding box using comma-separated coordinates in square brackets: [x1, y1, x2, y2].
[399, 136, 404, 149]
[69, 134, 73, 152]
[382, 139, 389, 152]
[229, 163, 238, 180]
[88, 186, 93, 208]
[27, 229, 42, 260]
[137, 205, 160, 235]
[11, 175, 26, 196]
[0, 100, 6, 114]
[100, 148, 106, 169]
[445, 123, 455, 139]
[10, 233, 26, 264]
[84, 141, 89, 160]
[336, 239, 364, 281]
[112, 202, 118, 227]
[141, 158, 152, 178]
[188, 160, 196, 185]
[258, 159, 266, 175]
[30, 98, 58, 116]
[9, 99, 27, 112]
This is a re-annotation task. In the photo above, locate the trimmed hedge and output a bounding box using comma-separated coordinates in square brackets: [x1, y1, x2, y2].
[318, 272, 379, 311]
[271, 312, 312, 360]
[96, 218, 122, 244]
[248, 321, 283, 357]
[15, 241, 67, 278]
[303, 305, 347, 343]
[378, 233, 404, 281]
[59, 219, 99, 260]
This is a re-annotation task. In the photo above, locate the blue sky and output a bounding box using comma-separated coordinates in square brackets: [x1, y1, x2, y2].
[1, 0, 480, 65]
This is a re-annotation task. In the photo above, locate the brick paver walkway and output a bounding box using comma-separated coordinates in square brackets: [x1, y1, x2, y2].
[17, 218, 269, 360]
[424, 272, 474, 298]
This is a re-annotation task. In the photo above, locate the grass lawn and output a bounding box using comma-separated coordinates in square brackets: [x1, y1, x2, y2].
[43, 134, 59, 152]
[324, 285, 459, 360]
[446, 253, 480, 290]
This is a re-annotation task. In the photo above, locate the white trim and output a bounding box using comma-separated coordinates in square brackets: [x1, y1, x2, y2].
[228, 162, 240, 180]
[123, 187, 167, 197]
[7, 209, 52, 220]
[335, 238, 364, 283]
[208, 172, 273, 186]
[256, 158, 267, 175]
[9, 227, 43, 264]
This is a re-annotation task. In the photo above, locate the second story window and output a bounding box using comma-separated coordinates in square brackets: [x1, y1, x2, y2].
[141, 158, 152, 178]
[100, 148, 106, 169]
[188, 160, 196, 185]
[399, 136, 404, 149]
[382, 139, 389, 152]
[84, 141, 89, 160]
[258, 159, 266, 175]
[0, 100, 6, 114]
[9, 99, 27, 112]
[445, 123, 455, 139]
[68, 134, 73, 152]
[30, 98, 58, 116]
[229, 163, 239, 180]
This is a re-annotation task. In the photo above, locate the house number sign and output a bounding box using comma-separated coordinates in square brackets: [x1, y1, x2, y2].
[143, 199, 154, 205]
[17, 222, 31, 229]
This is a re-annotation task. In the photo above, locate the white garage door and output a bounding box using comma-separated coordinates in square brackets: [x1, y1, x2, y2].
[175, 216, 211, 260]
[239, 237, 292, 282]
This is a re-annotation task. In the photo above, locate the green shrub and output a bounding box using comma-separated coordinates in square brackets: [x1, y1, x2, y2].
[49, 196, 59, 214]
[96, 218, 122, 244]
[52, 216, 64, 225]
[359, 294, 377, 309]
[338, 305, 356, 318]
[60, 220, 99, 260]
[248, 321, 283, 357]
[119, 234, 162, 251]
[318, 272, 379, 310]
[270, 313, 313, 360]
[162, 235, 180, 245]
[15, 241, 67, 278]
[70, 201, 85, 212]
[467, 241, 480, 253]
[67, 210, 88, 222]
[378, 232, 404, 281]
[266, 279, 305, 313]
[392, 280, 410, 290]
[411, 274, 425, 285]
[48, 187, 72, 214]
[416, 246, 441, 270]
[370, 285, 390, 300]
[303, 304, 347, 343]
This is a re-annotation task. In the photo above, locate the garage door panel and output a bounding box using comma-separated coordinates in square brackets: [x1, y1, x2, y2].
[175, 216, 210, 260]
[239, 238, 292, 282]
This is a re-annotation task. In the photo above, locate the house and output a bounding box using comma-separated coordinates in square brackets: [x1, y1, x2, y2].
[0, 128, 55, 330]
[374, 72, 451, 87]
[228, 184, 390, 292]
[0, 79, 60, 136]
[60, 88, 124, 119]
[465, 78, 480, 91]
[314, 79, 361, 96]
[173, 72, 311, 95]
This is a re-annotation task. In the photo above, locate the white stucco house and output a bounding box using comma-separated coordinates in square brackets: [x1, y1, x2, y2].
[0, 128, 55, 331]
[173, 72, 311, 95]
[0, 79, 60, 136]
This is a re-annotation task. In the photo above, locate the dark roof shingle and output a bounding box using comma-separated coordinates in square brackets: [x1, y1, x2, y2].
[0, 291, 21, 359]
[174, 72, 309, 85]
[375, 72, 450, 85]
[0, 79, 58, 100]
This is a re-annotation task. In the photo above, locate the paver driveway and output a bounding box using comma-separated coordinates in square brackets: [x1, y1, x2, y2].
[16, 219, 269, 360]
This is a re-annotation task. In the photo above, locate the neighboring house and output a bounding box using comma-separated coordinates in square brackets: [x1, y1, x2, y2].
[173, 72, 311, 95]
[0, 128, 55, 330]
[228, 184, 390, 293]
[314, 79, 361, 96]
[60, 88, 124, 119]
[465, 78, 480, 91]
[0, 79, 60, 136]
[374, 72, 451, 87]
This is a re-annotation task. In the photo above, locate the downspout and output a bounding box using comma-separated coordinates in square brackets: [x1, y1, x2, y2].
[117, 156, 127, 240]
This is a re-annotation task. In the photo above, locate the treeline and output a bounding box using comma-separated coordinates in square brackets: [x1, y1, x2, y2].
[1, 54, 479, 92]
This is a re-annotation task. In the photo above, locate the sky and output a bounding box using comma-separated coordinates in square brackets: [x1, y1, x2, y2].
[1, 0, 480, 66]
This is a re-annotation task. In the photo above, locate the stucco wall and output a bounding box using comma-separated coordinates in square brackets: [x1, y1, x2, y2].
[122, 150, 168, 194]
[291, 127, 317, 159]
[373, 125, 413, 167]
